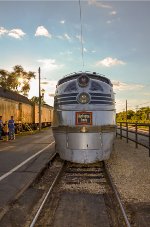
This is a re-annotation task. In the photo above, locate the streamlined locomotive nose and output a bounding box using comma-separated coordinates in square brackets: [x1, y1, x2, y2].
[52, 72, 116, 163]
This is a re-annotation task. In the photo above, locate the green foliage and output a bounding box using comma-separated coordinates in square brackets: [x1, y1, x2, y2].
[0, 65, 36, 96]
[0, 69, 10, 89]
[30, 96, 46, 105]
[30, 96, 39, 104]
[116, 107, 150, 123]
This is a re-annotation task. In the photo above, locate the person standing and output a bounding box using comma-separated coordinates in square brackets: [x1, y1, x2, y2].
[3, 121, 9, 141]
[8, 116, 15, 140]
[0, 116, 4, 140]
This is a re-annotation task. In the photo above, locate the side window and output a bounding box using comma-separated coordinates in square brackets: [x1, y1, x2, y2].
[90, 81, 104, 91]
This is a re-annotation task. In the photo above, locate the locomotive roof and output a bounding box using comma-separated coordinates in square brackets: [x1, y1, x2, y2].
[0, 86, 31, 105]
[57, 72, 112, 86]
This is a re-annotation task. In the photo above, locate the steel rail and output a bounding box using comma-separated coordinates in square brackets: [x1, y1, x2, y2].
[29, 161, 65, 227]
[104, 161, 131, 227]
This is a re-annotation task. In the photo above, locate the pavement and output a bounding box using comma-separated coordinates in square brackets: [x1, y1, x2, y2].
[0, 128, 55, 217]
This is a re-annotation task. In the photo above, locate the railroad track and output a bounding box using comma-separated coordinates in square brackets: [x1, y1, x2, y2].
[29, 159, 131, 227]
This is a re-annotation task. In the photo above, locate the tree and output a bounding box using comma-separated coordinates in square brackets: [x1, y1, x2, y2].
[30, 96, 46, 105]
[0, 69, 10, 89]
[30, 96, 39, 104]
[0, 65, 36, 96]
[127, 110, 135, 120]
[116, 107, 150, 123]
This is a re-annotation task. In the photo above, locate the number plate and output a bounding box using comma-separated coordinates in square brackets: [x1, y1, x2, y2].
[75, 112, 92, 125]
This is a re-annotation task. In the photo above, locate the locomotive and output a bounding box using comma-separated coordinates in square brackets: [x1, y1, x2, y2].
[52, 72, 116, 163]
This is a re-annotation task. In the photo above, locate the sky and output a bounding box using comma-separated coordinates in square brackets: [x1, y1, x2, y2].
[0, 0, 150, 112]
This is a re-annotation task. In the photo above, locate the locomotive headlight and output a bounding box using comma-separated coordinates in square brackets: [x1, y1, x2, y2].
[80, 126, 88, 133]
[77, 92, 90, 104]
[78, 74, 89, 87]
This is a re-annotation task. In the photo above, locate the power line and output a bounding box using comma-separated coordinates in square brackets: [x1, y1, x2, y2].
[138, 101, 150, 106]
[78, 0, 85, 69]
[127, 101, 150, 108]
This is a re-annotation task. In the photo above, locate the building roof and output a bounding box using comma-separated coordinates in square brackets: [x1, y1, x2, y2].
[43, 103, 53, 109]
[0, 87, 31, 105]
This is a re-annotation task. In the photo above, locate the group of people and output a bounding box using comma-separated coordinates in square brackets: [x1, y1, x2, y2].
[0, 116, 15, 140]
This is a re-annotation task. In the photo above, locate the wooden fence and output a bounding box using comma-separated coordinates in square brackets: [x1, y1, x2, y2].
[116, 122, 150, 157]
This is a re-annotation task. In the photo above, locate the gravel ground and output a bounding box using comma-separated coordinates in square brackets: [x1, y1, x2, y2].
[60, 182, 106, 194]
[60, 165, 107, 194]
[106, 137, 150, 203]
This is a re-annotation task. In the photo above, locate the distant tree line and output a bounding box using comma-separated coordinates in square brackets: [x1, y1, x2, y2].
[116, 107, 150, 123]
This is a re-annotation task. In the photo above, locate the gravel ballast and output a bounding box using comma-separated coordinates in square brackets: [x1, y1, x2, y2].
[106, 137, 150, 203]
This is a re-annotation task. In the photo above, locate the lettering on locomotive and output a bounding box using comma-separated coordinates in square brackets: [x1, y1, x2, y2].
[76, 112, 92, 125]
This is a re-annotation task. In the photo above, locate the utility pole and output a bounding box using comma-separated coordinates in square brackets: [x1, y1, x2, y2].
[136, 105, 139, 122]
[39, 67, 41, 131]
[126, 99, 128, 123]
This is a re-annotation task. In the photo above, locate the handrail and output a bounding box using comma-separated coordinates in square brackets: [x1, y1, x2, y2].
[116, 122, 150, 157]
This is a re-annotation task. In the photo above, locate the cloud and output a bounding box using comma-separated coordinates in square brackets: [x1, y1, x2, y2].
[41, 81, 49, 85]
[57, 33, 72, 41]
[112, 80, 144, 92]
[143, 92, 150, 96]
[76, 35, 81, 42]
[42, 80, 58, 106]
[96, 57, 126, 67]
[29, 79, 57, 106]
[115, 98, 126, 112]
[115, 98, 150, 113]
[88, 0, 112, 9]
[35, 26, 51, 38]
[64, 33, 71, 41]
[83, 48, 88, 52]
[8, 29, 26, 39]
[37, 59, 63, 71]
[56, 35, 64, 40]
[113, 82, 145, 112]
[59, 51, 73, 56]
[0, 26, 25, 39]
[110, 11, 117, 15]
[60, 20, 65, 24]
[76, 34, 85, 43]
[0, 27, 8, 36]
